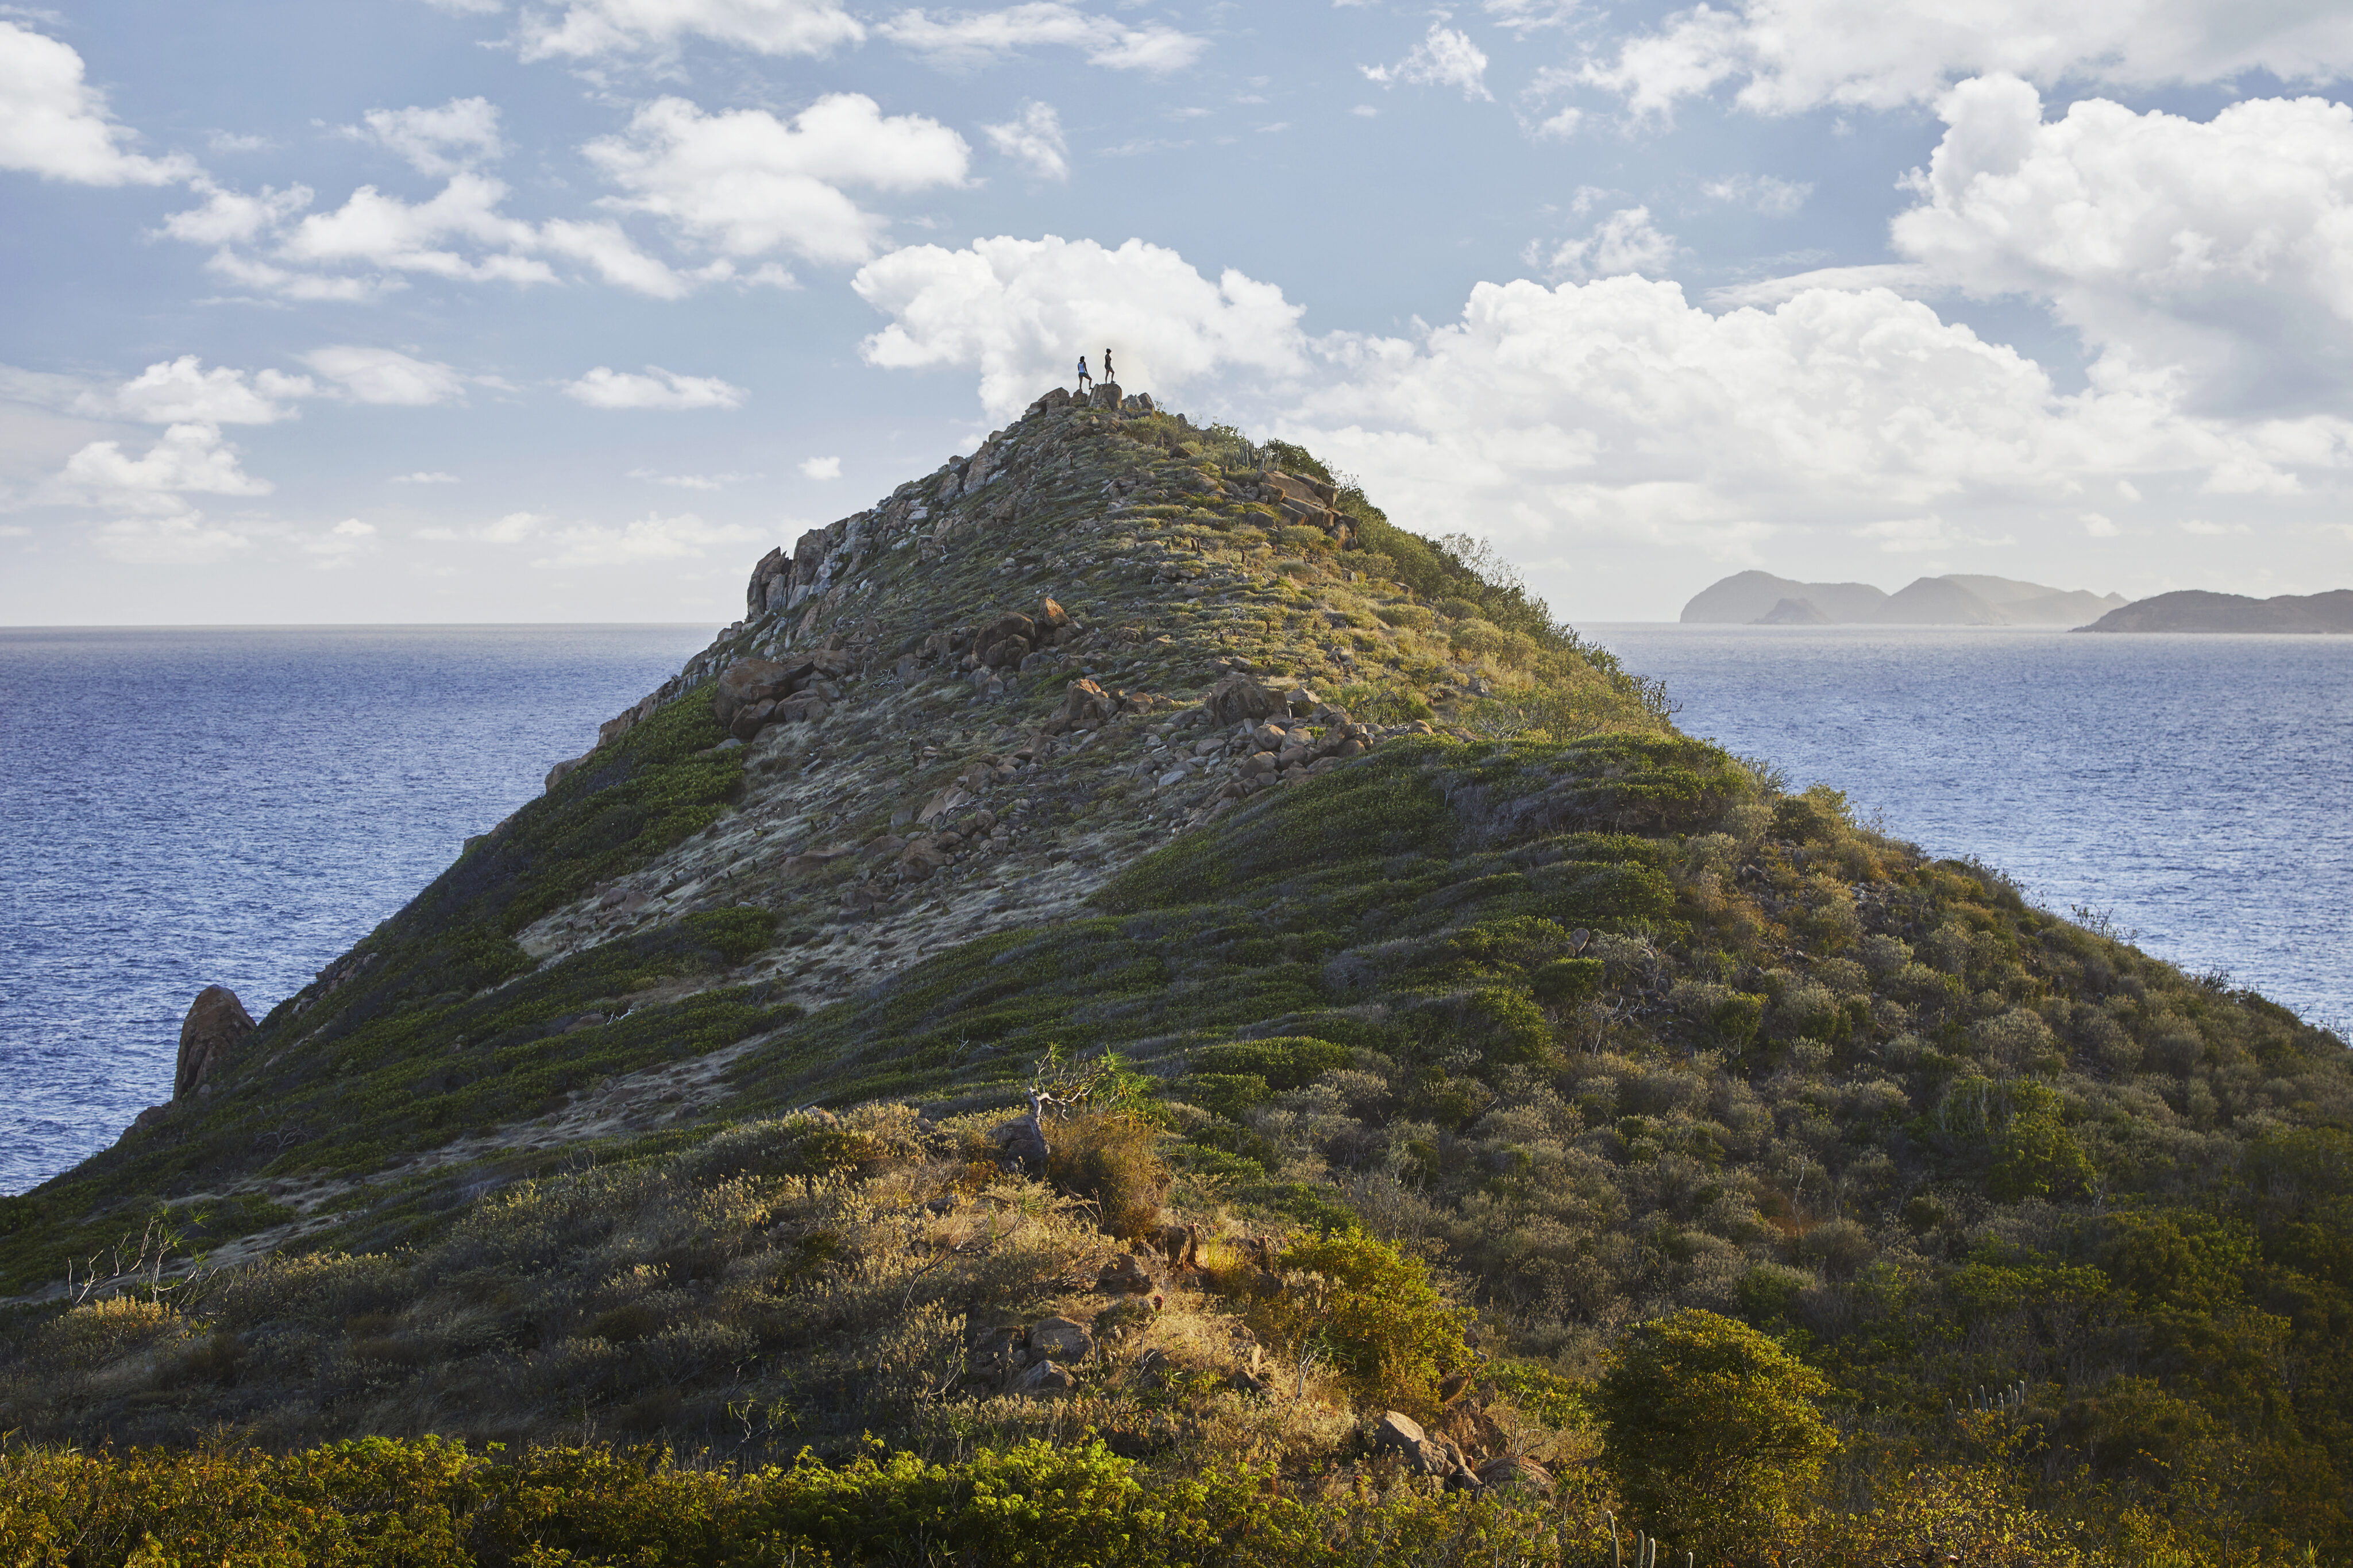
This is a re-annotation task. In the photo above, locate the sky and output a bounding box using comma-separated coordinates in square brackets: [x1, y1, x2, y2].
[4, 1, 2353, 624]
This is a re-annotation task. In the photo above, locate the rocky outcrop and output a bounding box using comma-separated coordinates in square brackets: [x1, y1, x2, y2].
[175, 986, 253, 1100]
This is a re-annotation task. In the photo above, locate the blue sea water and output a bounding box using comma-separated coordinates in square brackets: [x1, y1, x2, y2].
[0, 625, 716, 1196]
[2, 623, 2346, 1196]
[1591, 625, 2352, 1035]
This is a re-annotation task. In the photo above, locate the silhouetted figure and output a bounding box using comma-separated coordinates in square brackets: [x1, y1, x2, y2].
[1103, 347, 1116, 382]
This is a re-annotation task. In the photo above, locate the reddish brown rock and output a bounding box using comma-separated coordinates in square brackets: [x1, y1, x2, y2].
[713, 657, 812, 729]
[1205, 673, 1281, 727]
[175, 985, 254, 1100]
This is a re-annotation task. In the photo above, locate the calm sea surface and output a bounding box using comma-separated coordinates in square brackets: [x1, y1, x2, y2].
[1591, 625, 2352, 1034]
[3, 623, 2346, 1194]
[0, 626, 716, 1195]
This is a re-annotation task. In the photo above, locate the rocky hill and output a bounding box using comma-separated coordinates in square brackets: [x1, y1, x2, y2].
[4, 385, 2350, 1567]
[2079, 587, 2353, 633]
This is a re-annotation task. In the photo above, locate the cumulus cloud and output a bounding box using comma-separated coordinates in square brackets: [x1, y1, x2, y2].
[1362, 23, 1492, 100]
[857, 231, 2353, 595]
[161, 172, 705, 301]
[302, 346, 471, 405]
[983, 101, 1070, 180]
[852, 233, 1309, 418]
[1534, 207, 1678, 279]
[584, 95, 969, 267]
[1581, 0, 2353, 118]
[351, 96, 503, 175]
[1888, 78, 2353, 416]
[1700, 173, 1811, 215]
[299, 517, 380, 566]
[392, 470, 460, 484]
[0, 20, 194, 184]
[81, 357, 317, 424]
[515, 0, 865, 61]
[799, 455, 842, 478]
[562, 366, 749, 408]
[59, 422, 271, 503]
[880, 3, 1208, 72]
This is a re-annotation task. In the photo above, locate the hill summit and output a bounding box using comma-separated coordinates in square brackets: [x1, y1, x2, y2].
[4, 384, 2351, 1567]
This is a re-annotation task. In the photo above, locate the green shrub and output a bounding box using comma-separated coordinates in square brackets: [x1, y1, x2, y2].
[1597, 1307, 1837, 1557]
[1532, 957, 1603, 1005]
[1191, 1037, 1351, 1090]
[1251, 1229, 1471, 1415]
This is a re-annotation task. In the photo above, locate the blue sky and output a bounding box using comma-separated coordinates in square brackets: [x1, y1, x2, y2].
[4, 0, 2352, 623]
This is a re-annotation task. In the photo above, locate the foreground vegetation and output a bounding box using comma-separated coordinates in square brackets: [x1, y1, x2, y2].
[2, 414, 2347, 1565]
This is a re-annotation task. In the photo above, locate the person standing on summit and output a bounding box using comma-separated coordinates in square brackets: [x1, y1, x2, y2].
[1076, 353, 1092, 391]
[1103, 348, 1116, 383]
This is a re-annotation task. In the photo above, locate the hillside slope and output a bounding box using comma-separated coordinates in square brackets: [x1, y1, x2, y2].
[4, 389, 2350, 1567]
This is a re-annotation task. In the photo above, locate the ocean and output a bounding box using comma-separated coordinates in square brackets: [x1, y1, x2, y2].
[1591, 625, 2352, 1034]
[0, 625, 717, 1196]
[2, 623, 2346, 1196]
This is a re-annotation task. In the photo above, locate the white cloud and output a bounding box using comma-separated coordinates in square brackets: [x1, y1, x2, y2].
[59, 422, 271, 502]
[352, 96, 503, 175]
[158, 181, 312, 246]
[84, 357, 316, 424]
[1536, 207, 1678, 279]
[983, 101, 1069, 180]
[2082, 512, 2120, 536]
[1700, 173, 1811, 215]
[1889, 79, 2353, 416]
[421, 507, 765, 567]
[516, 0, 865, 61]
[206, 130, 271, 155]
[799, 455, 842, 478]
[880, 3, 1208, 72]
[584, 95, 969, 267]
[1854, 515, 2013, 553]
[392, 470, 460, 484]
[94, 513, 253, 565]
[303, 346, 470, 405]
[0, 21, 195, 184]
[852, 233, 1309, 419]
[1484, 0, 1580, 30]
[562, 365, 748, 408]
[1581, 0, 2353, 118]
[629, 466, 755, 488]
[1530, 106, 1581, 138]
[300, 517, 379, 566]
[1362, 23, 1492, 100]
[1706, 262, 1934, 308]
[161, 168, 701, 301]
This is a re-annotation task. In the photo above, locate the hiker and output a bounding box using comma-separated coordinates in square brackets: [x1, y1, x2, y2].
[1103, 347, 1116, 383]
[1076, 354, 1092, 390]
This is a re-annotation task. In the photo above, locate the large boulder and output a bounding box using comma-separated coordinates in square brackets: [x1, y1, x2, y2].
[713, 657, 812, 729]
[1044, 678, 1121, 735]
[1205, 673, 1282, 727]
[175, 986, 254, 1100]
[974, 612, 1036, 669]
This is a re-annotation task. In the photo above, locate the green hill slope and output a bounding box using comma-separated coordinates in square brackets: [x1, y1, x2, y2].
[3, 391, 2349, 1567]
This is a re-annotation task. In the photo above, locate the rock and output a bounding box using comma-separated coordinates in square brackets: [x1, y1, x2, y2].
[1091, 381, 1123, 410]
[965, 1320, 1027, 1386]
[730, 700, 777, 740]
[1012, 1358, 1077, 1395]
[1098, 1253, 1156, 1295]
[975, 612, 1036, 668]
[175, 986, 254, 1100]
[1476, 1455, 1554, 1496]
[899, 837, 951, 880]
[1371, 1411, 1465, 1480]
[124, 1104, 172, 1140]
[544, 754, 588, 793]
[1046, 678, 1121, 733]
[1158, 1222, 1202, 1270]
[1156, 766, 1189, 788]
[1205, 673, 1281, 727]
[1028, 1316, 1096, 1362]
[1284, 687, 1318, 717]
[1125, 392, 1155, 413]
[1037, 597, 1073, 636]
[1239, 751, 1277, 778]
[993, 1113, 1050, 1169]
[714, 657, 811, 729]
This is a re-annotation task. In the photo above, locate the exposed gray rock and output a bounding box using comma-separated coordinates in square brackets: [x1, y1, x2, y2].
[175, 986, 254, 1100]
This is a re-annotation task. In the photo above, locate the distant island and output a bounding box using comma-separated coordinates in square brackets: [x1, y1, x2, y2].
[1682, 570, 2127, 627]
[2078, 588, 2353, 633]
